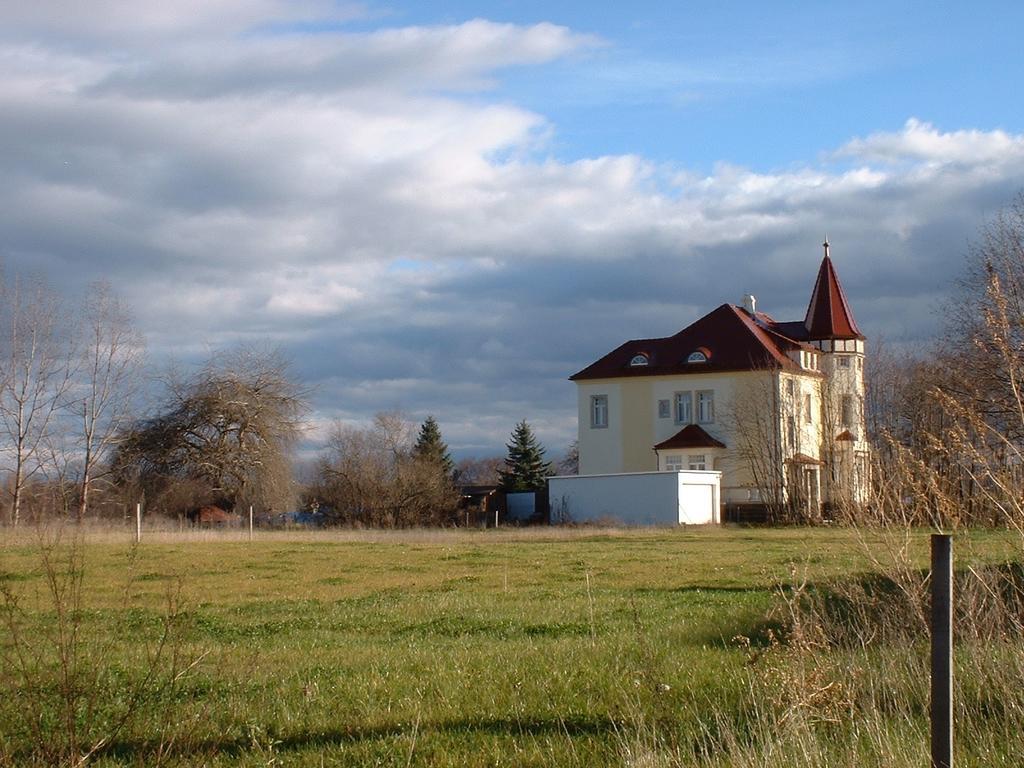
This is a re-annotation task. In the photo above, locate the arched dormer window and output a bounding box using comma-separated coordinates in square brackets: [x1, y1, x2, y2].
[630, 353, 649, 367]
[687, 347, 710, 364]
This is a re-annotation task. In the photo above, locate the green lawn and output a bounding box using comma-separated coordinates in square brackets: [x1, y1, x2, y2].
[0, 526, 1019, 766]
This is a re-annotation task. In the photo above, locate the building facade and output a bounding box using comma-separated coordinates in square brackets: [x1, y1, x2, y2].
[570, 243, 869, 516]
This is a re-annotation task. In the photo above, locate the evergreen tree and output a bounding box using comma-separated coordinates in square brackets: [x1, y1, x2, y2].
[499, 420, 552, 492]
[413, 415, 454, 477]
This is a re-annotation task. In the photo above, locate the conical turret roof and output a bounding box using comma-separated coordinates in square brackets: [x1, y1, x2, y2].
[803, 245, 864, 340]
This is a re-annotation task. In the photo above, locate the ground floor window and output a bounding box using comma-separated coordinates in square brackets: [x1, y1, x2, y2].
[665, 455, 683, 471]
[688, 454, 706, 470]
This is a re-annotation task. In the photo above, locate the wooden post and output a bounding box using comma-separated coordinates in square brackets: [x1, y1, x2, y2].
[135, 502, 142, 544]
[249, 505, 254, 542]
[931, 533, 953, 768]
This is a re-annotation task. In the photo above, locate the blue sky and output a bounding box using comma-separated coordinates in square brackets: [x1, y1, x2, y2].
[385, 1, 1024, 168]
[3, 1, 1024, 458]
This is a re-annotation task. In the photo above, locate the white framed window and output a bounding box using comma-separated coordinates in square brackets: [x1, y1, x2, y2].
[688, 454, 706, 471]
[630, 354, 649, 367]
[674, 391, 693, 424]
[590, 394, 608, 428]
[665, 455, 683, 471]
[697, 390, 714, 423]
[841, 394, 854, 428]
[658, 399, 670, 419]
[803, 393, 812, 424]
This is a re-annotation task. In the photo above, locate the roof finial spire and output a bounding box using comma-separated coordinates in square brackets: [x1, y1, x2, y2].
[823, 236, 830, 259]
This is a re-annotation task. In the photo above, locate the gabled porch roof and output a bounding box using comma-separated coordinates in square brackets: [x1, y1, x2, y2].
[653, 424, 726, 451]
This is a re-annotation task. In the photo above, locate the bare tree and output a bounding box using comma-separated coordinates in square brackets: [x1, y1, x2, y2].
[313, 411, 459, 527]
[114, 345, 306, 516]
[867, 192, 1024, 528]
[947, 192, 1024, 442]
[556, 440, 579, 476]
[726, 371, 791, 522]
[73, 282, 145, 521]
[0, 275, 76, 526]
[453, 455, 504, 485]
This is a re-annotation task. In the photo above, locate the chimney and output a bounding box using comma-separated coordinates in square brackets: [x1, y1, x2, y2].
[742, 294, 757, 315]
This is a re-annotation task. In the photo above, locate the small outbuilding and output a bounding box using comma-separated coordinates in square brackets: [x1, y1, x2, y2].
[189, 505, 241, 527]
[548, 470, 721, 526]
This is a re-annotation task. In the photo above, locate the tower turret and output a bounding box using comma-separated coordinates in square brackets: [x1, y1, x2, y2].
[804, 240, 868, 506]
[804, 239, 865, 342]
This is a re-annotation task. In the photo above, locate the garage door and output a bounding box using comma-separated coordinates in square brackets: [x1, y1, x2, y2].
[678, 483, 714, 524]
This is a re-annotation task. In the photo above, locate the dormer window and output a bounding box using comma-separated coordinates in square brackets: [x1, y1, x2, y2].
[630, 354, 649, 367]
[687, 351, 707, 364]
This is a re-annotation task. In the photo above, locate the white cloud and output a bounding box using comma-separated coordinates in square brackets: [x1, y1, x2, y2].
[836, 118, 1024, 166]
[2, 8, 1023, 455]
[2, 1, 367, 41]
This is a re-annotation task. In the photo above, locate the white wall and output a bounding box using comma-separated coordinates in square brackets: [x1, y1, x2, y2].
[549, 471, 721, 526]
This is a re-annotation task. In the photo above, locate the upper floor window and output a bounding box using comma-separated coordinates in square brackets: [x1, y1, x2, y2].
[787, 415, 796, 447]
[591, 395, 608, 428]
[697, 390, 715, 423]
[630, 354, 649, 367]
[665, 455, 683, 471]
[803, 393, 813, 424]
[675, 391, 693, 424]
[688, 454, 706, 471]
[837, 355, 851, 368]
[687, 351, 708, 364]
[658, 399, 671, 419]
[841, 394, 854, 428]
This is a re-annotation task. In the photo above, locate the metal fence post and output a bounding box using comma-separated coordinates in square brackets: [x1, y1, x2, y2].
[931, 533, 953, 768]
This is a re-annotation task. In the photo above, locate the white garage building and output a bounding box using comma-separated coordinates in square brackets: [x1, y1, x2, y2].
[548, 470, 722, 526]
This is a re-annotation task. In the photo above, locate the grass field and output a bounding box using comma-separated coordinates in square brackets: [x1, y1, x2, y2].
[0, 526, 1020, 766]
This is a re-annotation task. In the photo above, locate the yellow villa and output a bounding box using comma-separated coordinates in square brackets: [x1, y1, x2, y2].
[570, 242, 869, 519]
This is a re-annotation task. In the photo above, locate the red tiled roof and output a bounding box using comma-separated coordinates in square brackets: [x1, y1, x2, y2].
[570, 304, 817, 381]
[570, 248, 863, 382]
[803, 255, 864, 340]
[653, 424, 726, 450]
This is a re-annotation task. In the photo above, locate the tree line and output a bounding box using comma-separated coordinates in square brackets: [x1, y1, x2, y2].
[0, 275, 570, 527]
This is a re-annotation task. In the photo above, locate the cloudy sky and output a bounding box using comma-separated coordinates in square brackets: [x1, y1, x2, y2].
[4, 1, 1024, 458]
